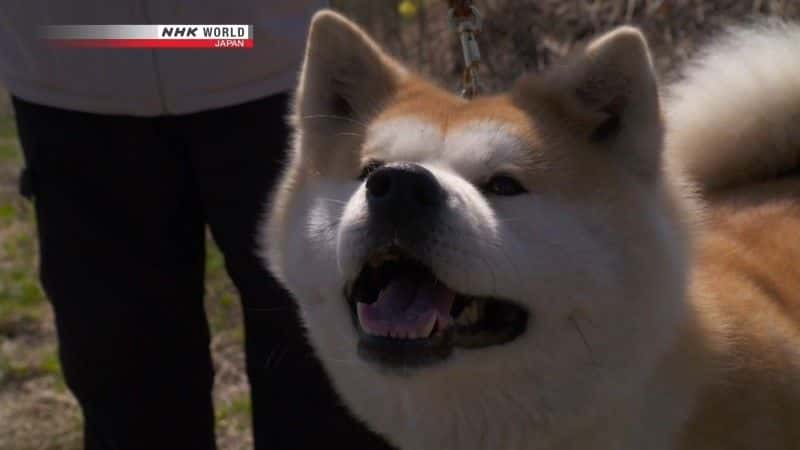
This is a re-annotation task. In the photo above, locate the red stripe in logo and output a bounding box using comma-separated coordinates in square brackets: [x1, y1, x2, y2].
[48, 39, 253, 49]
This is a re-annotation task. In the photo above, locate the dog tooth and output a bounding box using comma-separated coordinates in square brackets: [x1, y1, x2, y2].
[356, 304, 377, 335]
[421, 315, 436, 337]
[456, 301, 480, 326]
[357, 304, 366, 323]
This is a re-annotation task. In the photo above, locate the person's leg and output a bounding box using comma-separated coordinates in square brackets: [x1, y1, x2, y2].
[12, 97, 216, 450]
[176, 93, 393, 449]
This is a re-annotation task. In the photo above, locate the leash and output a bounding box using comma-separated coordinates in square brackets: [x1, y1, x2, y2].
[446, 0, 483, 99]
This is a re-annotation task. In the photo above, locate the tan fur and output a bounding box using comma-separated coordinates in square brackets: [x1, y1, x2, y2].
[665, 22, 800, 449]
[680, 179, 800, 450]
[265, 11, 800, 449]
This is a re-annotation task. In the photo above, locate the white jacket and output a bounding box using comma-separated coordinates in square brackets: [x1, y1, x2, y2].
[0, 0, 325, 115]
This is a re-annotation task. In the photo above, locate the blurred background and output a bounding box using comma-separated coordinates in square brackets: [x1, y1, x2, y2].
[1, 1, 798, 448]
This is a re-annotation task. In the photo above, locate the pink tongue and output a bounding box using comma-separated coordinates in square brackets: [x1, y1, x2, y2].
[357, 273, 455, 339]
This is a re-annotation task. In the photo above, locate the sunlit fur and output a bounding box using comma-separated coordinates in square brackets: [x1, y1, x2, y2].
[264, 11, 800, 450]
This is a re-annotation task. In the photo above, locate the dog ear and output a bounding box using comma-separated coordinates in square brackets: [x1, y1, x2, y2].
[294, 10, 406, 135]
[513, 27, 663, 176]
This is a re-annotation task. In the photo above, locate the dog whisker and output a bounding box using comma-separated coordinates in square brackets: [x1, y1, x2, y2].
[301, 114, 368, 129]
[318, 197, 348, 205]
[334, 131, 364, 138]
[570, 314, 598, 366]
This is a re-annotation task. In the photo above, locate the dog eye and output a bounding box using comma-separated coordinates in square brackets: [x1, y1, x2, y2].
[358, 160, 384, 181]
[481, 175, 527, 196]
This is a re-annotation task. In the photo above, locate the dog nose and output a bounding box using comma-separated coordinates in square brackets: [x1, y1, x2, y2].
[366, 163, 444, 220]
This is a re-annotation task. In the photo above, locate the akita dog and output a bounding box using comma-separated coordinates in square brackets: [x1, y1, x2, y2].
[264, 10, 800, 450]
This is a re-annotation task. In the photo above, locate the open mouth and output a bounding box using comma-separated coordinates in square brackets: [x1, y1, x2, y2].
[346, 246, 528, 368]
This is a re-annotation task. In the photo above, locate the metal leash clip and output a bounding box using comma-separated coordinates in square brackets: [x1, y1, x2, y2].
[448, 2, 483, 99]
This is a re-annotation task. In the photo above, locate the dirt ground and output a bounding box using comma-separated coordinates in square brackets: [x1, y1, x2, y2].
[1, 1, 798, 449]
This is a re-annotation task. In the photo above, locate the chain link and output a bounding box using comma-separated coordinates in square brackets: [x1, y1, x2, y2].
[447, 2, 483, 98]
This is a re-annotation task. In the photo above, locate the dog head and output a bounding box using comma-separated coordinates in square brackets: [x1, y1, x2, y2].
[265, 11, 690, 449]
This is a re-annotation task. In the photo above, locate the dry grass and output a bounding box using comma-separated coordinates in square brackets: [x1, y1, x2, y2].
[334, 0, 800, 90]
[1, 1, 799, 448]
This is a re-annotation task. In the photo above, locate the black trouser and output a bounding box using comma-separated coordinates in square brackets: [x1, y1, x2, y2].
[12, 94, 391, 450]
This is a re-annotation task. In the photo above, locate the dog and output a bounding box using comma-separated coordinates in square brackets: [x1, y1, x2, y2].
[263, 10, 800, 449]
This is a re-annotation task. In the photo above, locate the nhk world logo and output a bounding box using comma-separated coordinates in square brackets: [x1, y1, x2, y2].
[43, 25, 253, 48]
